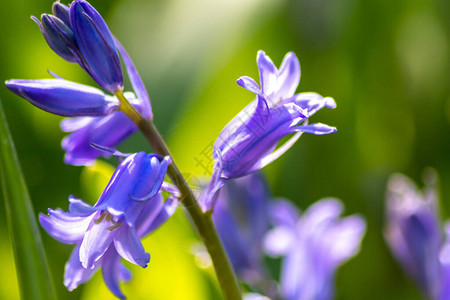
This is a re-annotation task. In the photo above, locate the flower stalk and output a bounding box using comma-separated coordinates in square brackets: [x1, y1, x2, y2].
[115, 90, 242, 300]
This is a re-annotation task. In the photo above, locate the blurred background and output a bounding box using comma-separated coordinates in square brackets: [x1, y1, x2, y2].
[0, 0, 449, 299]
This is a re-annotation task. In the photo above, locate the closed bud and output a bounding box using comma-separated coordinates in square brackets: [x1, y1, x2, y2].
[5, 79, 120, 117]
[33, 14, 79, 63]
[52, 1, 71, 26]
[69, 0, 123, 93]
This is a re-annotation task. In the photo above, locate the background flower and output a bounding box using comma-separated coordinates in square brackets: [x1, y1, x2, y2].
[1, 0, 449, 299]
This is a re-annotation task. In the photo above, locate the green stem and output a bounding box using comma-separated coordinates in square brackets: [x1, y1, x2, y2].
[115, 91, 242, 300]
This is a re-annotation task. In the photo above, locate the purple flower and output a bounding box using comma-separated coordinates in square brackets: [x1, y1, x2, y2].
[385, 172, 445, 299]
[212, 173, 271, 286]
[40, 152, 178, 298]
[264, 198, 366, 300]
[439, 223, 450, 300]
[203, 51, 336, 210]
[5, 79, 119, 117]
[60, 92, 141, 165]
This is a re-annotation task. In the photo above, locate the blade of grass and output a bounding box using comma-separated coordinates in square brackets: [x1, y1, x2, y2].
[0, 99, 57, 300]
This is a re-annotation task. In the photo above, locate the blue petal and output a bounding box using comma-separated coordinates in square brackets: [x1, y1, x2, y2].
[5, 79, 119, 117]
[283, 93, 336, 116]
[39, 208, 94, 244]
[237, 76, 261, 95]
[101, 247, 127, 299]
[37, 14, 79, 63]
[64, 244, 100, 291]
[257, 51, 277, 97]
[275, 52, 300, 101]
[114, 226, 150, 268]
[62, 111, 137, 166]
[68, 195, 97, 216]
[295, 123, 337, 135]
[137, 195, 179, 237]
[52, 2, 71, 25]
[60, 117, 95, 132]
[114, 37, 153, 119]
[79, 211, 119, 269]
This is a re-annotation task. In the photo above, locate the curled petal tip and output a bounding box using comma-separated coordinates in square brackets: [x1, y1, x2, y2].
[324, 97, 337, 109]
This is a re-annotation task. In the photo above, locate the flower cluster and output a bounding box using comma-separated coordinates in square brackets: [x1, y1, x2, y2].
[6, 0, 152, 165]
[5, 1, 352, 299]
[213, 173, 366, 300]
[6, 1, 177, 298]
[385, 171, 450, 300]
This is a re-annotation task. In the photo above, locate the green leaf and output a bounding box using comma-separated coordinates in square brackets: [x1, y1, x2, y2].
[0, 99, 57, 300]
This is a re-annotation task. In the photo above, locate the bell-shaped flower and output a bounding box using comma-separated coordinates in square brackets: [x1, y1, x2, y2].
[264, 198, 366, 300]
[203, 51, 336, 210]
[40, 152, 178, 298]
[385, 172, 445, 299]
[212, 173, 272, 289]
[5, 79, 119, 117]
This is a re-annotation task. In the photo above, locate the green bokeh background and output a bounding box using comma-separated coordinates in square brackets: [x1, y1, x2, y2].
[1, 0, 450, 299]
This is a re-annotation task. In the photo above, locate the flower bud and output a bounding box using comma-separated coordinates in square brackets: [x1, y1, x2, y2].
[5, 79, 119, 117]
[33, 14, 79, 63]
[52, 1, 70, 25]
[69, 0, 123, 93]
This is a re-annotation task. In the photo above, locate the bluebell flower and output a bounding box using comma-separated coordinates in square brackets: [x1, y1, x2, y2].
[34, 0, 123, 93]
[60, 92, 143, 165]
[5, 79, 119, 117]
[264, 198, 366, 300]
[385, 172, 445, 299]
[212, 173, 271, 287]
[203, 51, 336, 210]
[40, 152, 178, 298]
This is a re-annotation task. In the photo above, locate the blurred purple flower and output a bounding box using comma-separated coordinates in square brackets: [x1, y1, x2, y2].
[385, 172, 447, 299]
[203, 51, 336, 210]
[212, 173, 271, 286]
[264, 198, 366, 300]
[40, 152, 178, 298]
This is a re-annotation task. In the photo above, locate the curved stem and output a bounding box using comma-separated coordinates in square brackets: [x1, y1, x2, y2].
[115, 91, 242, 300]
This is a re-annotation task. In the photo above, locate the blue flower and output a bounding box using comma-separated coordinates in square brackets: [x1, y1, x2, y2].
[212, 173, 271, 287]
[39, 152, 178, 298]
[203, 51, 336, 210]
[5, 79, 119, 117]
[385, 172, 445, 299]
[264, 198, 366, 300]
